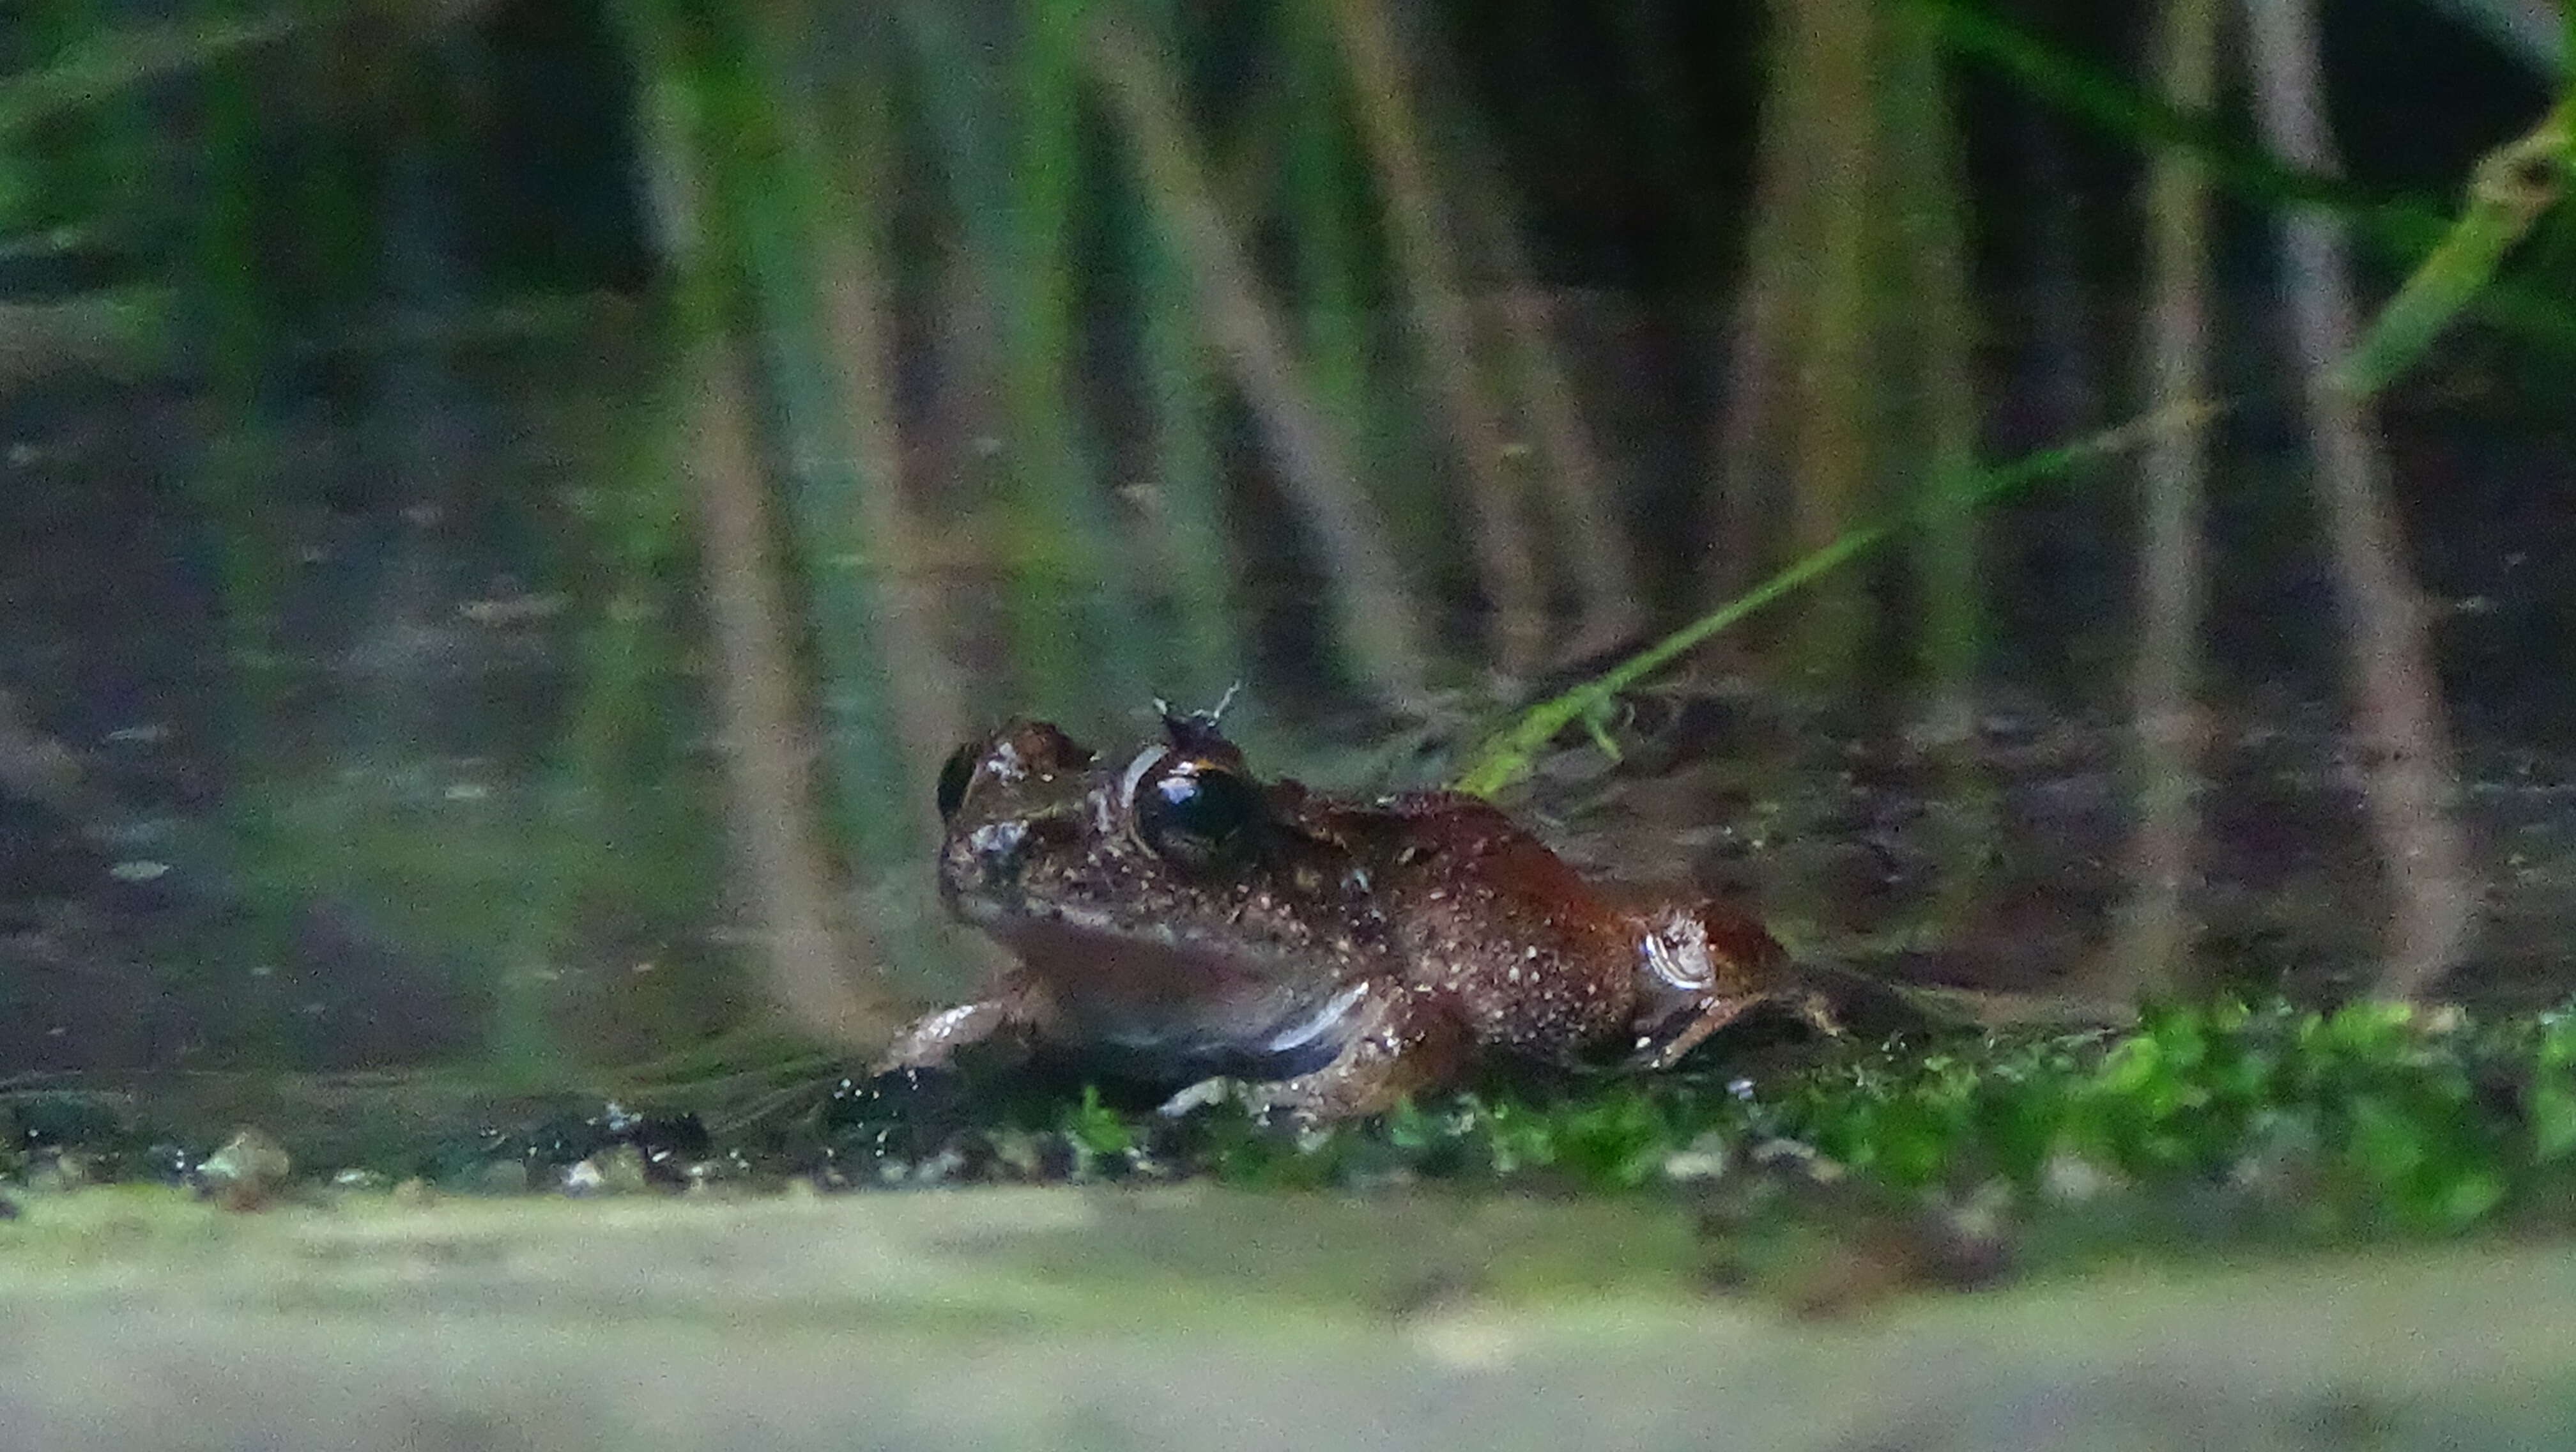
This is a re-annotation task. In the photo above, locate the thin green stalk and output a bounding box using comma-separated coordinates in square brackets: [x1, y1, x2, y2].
[1910, 0, 2576, 351]
[1456, 401, 2231, 798]
[2333, 99, 2572, 397]
[0, 6, 298, 141]
[1005, 0, 1138, 708]
[182, 3, 291, 990]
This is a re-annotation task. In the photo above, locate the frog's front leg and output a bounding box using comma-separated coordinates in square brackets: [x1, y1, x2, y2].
[1175, 982, 1475, 1124]
[874, 971, 1051, 1072]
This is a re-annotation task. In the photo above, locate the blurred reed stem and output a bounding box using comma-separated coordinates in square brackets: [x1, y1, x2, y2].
[1436, 91, 1646, 658]
[1887, 5, 1981, 736]
[2241, 0, 2477, 998]
[696, 14, 914, 880]
[1885, 2, 1995, 925]
[2111, 0, 2222, 999]
[893, 0, 1148, 715]
[1708, 3, 1811, 609]
[1324, 0, 1545, 677]
[758, 0, 965, 794]
[1786, 0, 1882, 681]
[617, 0, 893, 1049]
[1274, 0, 1439, 588]
[1085, 4, 1432, 706]
[1128, 0, 1254, 708]
[1006, 0, 1153, 711]
[181, 0, 293, 881]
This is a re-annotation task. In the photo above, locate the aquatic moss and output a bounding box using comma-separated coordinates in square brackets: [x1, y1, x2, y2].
[1131, 998, 2576, 1239]
[12, 998, 2575, 1256]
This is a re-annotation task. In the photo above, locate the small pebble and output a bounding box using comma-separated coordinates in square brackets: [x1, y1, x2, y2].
[1660, 1132, 1731, 1183]
[195, 1128, 293, 1211]
[562, 1143, 650, 1196]
[27, 1153, 94, 1193]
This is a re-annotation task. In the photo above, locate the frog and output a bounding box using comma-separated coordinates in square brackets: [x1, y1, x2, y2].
[875, 707, 1836, 1121]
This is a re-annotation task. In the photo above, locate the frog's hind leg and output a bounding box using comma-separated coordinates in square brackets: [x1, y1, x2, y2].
[1227, 982, 1475, 1123]
[1630, 985, 1839, 1073]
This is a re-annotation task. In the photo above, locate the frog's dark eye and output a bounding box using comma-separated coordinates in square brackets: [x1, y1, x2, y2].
[935, 743, 979, 822]
[1134, 759, 1262, 871]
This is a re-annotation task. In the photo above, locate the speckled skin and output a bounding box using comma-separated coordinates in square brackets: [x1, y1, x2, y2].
[877, 714, 1817, 1120]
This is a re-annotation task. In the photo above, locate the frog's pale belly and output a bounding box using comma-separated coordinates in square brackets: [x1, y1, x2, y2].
[981, 915, 1370, 1079]
[878, 711, 1816, 1120]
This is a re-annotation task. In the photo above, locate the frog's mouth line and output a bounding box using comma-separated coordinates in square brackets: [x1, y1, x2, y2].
[951, 892, 1305, 986]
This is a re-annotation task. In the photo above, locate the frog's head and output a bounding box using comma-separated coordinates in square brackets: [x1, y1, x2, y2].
[931, 716, 1388, 1023]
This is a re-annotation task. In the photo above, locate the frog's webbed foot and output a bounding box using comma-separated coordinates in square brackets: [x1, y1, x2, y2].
[1167, 983, 1474, 1125]
[1629, 985, 1840, 1073]
[873, 975, 1048, 1074]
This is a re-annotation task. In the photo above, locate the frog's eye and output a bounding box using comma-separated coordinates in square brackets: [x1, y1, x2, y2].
[1134, 759, 1262, 871]
[935, 742, 979, 822]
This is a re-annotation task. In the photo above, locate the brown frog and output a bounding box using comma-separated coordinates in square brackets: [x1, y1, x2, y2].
[877, 709, 1832, 1120]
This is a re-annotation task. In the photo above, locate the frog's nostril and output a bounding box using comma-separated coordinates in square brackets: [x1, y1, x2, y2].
[968, 820, 1031, 876]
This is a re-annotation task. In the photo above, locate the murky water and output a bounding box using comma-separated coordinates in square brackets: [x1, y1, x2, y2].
[1, 297, 2572, 1116]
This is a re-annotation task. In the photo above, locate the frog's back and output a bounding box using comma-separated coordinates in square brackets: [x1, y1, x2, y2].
[1320, 791, 1646, 1057]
